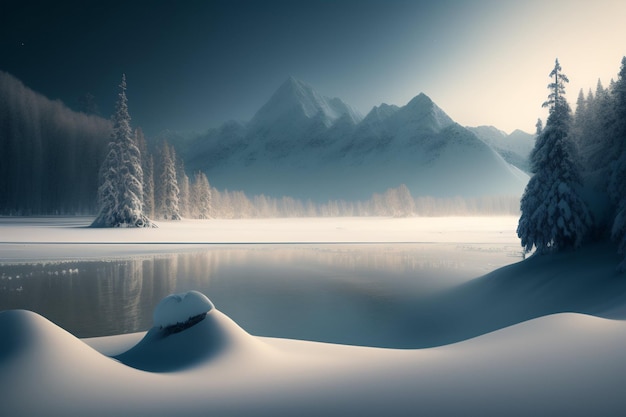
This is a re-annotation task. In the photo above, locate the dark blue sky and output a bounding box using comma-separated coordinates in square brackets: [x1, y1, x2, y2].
[2, 0, 625, 135]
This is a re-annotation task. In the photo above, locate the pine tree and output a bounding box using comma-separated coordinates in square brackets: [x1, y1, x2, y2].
[144, 155, 155, 218]
[608, 57, 626, 204]
[542, 59, 569, 111]
[590, 80, 617, 171]
[179, 174, 190, 218]
[91, 75, 154, 228]
[571, 89, 586, 150]
[517, 59, 592, 254]
[535, 118, 543, 136]
[608, 57, 626, 270]
[192, 171, 212, 219]
[134, 127, 154, 216]
[94, 143, 120, 226]
[202, 177, 212, 218]
[157, 141, 181, 220]
[176, 156, 190, 218]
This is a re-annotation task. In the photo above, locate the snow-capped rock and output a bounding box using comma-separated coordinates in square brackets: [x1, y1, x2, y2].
[153, 290, 214, 330]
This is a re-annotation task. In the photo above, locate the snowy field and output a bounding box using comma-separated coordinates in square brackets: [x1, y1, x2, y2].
[1, 216, 626, 416]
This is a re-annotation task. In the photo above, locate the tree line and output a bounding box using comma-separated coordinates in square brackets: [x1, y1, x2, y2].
[141, 143, 520, 220]
[203, 187, 519, 219]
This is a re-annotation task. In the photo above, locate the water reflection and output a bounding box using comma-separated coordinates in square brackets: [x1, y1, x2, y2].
[0, 244, 520, 339]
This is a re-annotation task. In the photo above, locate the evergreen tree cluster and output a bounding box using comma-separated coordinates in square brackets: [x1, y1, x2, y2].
[204, 185, 518, 219]
[90, 77, 217, 226]
[519, 57, 626, 270]
[137, 140, 213, 221]
[137, 156, 519, 219]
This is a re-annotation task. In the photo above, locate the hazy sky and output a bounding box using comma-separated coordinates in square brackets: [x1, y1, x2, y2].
[2, 0, 625, 136]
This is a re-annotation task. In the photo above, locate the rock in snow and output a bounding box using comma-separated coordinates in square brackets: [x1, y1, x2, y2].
[152, 290, 214, 330]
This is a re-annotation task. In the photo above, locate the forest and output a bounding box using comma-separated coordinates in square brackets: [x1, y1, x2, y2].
[516, 57, 626, 269]
[0, 71, 110, 214]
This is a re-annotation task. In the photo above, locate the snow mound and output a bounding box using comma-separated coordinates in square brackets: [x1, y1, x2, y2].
[0, 310, 103, 363]
[152, 290, 214, 330]
[115, 292, 264, 372]
[0, 309, 128, 416]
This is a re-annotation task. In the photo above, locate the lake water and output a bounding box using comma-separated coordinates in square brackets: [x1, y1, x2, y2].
[0, 242, 522, 344]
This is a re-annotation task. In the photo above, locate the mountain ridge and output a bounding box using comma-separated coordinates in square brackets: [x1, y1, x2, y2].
[183, 77, 529, 201]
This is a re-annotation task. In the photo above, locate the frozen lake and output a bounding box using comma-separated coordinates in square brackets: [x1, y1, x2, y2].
[0, 217, 523, 344]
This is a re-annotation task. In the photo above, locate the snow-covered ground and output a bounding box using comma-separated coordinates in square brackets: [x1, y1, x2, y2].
[1, 216, 626, 416]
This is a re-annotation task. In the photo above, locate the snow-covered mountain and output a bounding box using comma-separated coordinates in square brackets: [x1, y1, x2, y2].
[468, 126, 535, 173]
[185, 78, 529, 201]
[250, 76, 362, 129]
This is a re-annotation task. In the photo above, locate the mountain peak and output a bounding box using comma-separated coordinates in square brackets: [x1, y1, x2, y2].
[284, 75, 305, 87]
[279, 76, 311, 97]
[251, 77, 362, 128]
[405, 93, 446, 114]
[398, 92, 454, 132]
[407, 92, 433, 106]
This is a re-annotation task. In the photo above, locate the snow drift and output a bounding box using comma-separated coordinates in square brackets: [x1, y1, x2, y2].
[2, 285, 626, 416]
[1, 308, 626, 416]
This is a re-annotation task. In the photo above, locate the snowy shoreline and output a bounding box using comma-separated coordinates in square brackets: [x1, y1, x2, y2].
[2, 216, 626, 416]
[0, 216, 521, 262]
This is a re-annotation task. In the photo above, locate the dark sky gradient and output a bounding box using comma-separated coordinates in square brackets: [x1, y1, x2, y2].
[2, 0, 625, 136]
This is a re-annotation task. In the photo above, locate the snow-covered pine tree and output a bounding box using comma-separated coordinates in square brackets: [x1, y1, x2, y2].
[179, 173, 190, 217]
[134, 127, 155, 218]
[571, 89, 587, 150]
[176, 157, 190, 218]
[608, 58, 626, 205]
[517, 59, 592, 254]
[189, 173, 200, 218]
[585, 80, 617, 173]
[608, 57, 626, 270]
[192, 171, 212, 219]
[93, 142, 120, 226]
[157, 141, 181, 220]
[91, 75, 155, 228]
[144, 154, 155, 218]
